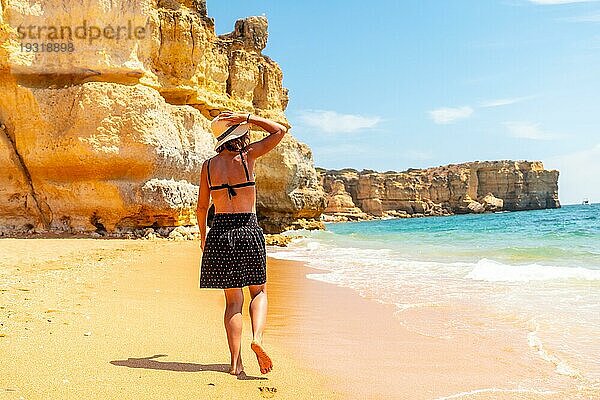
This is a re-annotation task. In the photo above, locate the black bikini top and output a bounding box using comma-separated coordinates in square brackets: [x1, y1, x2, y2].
[207, 150, 256, 199]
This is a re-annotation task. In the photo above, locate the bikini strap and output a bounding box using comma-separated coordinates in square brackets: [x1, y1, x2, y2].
[206, 158, 212, 187]
[239, 150, 250, 181]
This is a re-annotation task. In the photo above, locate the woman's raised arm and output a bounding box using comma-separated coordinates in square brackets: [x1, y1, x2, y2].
[245, 114, 288, 159]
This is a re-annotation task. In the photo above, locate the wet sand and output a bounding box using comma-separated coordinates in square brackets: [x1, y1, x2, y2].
[1, 238, 596, 399]
[266, 258, 596, 399]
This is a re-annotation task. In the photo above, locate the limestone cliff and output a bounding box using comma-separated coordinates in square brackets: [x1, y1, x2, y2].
[0, 0, 325, 234]
[318, 161, 560, 220]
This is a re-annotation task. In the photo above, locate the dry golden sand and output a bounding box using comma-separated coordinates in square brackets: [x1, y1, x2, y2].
[0, 238, 341, 400]
[0, 238, 597, 399]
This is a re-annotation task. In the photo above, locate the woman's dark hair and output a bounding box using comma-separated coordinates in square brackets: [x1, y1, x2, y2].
[216, 133, 250, 153]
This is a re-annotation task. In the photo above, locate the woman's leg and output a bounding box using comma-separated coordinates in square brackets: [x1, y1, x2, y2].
[248, 284, 272, 374]
[224, 288, 244, 375]
[248, 284, 268, 343]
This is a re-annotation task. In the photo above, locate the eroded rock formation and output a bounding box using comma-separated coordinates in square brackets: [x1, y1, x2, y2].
[318, 161, 560, 220]
[321, 178, 371, 222]
[0, 0, 325, 234]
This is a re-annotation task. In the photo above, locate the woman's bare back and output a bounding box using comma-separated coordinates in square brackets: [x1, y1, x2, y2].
[208, 149, 257, 214]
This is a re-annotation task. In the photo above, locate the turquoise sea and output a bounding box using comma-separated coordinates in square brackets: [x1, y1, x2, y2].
[268, 204, 600, 387]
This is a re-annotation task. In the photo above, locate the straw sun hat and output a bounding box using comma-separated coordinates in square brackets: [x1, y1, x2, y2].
[210, 113, 251, 151]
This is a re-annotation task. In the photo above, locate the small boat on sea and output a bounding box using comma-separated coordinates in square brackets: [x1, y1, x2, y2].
[582, 198, 590, 205]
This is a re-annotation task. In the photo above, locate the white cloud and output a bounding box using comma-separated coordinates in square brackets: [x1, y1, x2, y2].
[428, 106, 474, 124]
[430, 95, 534, 125]
[297, 110, 382, 133]
[479, 95, 535, 108]
[504, 121, 562, 140]
[529, 0, 597, 4]
[546, 143, 600, 205]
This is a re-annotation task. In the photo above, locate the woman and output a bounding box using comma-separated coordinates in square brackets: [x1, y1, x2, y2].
[196, 111, 287, 376]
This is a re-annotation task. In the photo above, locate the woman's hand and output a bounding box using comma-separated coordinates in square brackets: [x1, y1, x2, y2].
[200, 240, 205, 252]
[218, 111, 251, 126]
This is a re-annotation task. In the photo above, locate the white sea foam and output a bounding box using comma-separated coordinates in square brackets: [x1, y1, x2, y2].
[270, 241, 600, 285]
[527, 321, 581, 377]
[466, 258, 600, 283]
[268, 240, 475, 317]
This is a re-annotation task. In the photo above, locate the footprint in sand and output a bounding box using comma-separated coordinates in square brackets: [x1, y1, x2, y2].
[258, 387, 277, 398]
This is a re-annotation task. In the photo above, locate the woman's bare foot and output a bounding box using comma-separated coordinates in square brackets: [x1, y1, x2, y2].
[228, 364, 244, 375]
[229, 354, 244, 375]
[251, 340, 272, 374]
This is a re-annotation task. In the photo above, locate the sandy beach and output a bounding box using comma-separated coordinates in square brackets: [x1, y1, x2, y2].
[1, 238, 596, 399]
[0, 238, 340, 400]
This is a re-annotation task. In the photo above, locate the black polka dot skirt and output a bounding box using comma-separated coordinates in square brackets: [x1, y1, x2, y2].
[199, 213, 267, 289]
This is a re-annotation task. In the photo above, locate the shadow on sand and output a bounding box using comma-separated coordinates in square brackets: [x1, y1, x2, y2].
[110, 354, 267, 381]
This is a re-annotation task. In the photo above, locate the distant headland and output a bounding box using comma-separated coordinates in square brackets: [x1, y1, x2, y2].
[317, 160, 560, 222]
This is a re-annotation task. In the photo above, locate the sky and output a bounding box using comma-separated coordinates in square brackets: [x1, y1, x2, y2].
[208, 0, 600, 205]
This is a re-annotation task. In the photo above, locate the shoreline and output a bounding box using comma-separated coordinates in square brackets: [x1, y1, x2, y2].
[266, 257, 595, 399]
[1, 238, 596, 399]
